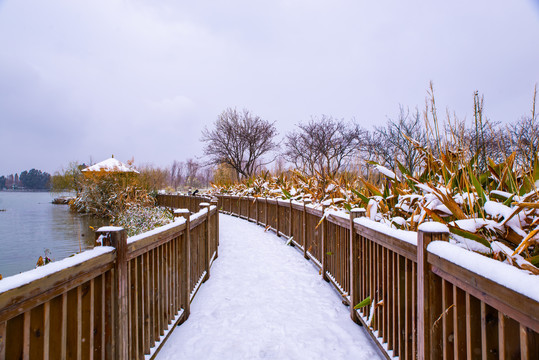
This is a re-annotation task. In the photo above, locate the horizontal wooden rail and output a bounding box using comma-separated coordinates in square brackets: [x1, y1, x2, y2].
[216, 194, 539, 360]
[0, 198, 219, 360]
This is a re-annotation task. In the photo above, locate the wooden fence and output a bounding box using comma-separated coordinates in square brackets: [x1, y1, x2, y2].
[0, 195, 218, 360]
[218, 194, 539, 360]
[156, 194, 212, 214]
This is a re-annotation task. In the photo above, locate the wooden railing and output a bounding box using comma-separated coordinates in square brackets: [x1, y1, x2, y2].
[217, 194, 539, 360]
[0, 199, 219, 360]
[156, 194, 212, 214]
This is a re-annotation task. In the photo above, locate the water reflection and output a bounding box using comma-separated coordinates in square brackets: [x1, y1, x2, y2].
[0, 191, 108, 277]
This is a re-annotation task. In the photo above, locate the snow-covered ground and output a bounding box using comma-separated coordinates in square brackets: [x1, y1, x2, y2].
[157, 214, 382, 360]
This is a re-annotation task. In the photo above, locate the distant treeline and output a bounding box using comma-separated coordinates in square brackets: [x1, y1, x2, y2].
[0, 169, 51, 190]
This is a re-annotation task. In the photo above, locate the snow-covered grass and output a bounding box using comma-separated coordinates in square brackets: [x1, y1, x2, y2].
[156, 214, 382, 360]
[210, 152, 539, 275]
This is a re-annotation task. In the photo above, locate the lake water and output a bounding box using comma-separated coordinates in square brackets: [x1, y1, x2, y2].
[0, 191, 107, 278]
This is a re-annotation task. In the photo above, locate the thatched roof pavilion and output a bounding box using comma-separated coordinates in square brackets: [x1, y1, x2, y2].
[81, 156, 139, 175]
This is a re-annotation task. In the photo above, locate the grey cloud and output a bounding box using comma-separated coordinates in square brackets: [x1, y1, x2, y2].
[0, 0, 538, 174]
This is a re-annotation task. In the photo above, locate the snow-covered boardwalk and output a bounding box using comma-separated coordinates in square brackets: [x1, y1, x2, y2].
[157, 214, 382, 360]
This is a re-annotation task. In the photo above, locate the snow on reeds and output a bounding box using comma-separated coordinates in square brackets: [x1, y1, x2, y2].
[210, 148, 539, 275]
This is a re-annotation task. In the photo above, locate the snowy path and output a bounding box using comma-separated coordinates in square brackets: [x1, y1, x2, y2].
[157, 214, 382, 360]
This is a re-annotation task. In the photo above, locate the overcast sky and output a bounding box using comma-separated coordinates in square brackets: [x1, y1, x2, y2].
[1, 0, 538, 175]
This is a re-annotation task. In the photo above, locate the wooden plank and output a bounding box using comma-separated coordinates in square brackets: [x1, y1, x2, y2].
[417, 228, 448, 360]
[47, 294, 64, 359]
[441, 280, 454, 360]
[204, 205, 211, 282]
[164, 242, 170, 326]
[520, 325, 538, 360]
[143, 252, 151, 355]
[480, 301, 498, 360]
[6, 314, 24, 359]
[130, 258, 138, 359]
[361, 236, 367, 319]
[498, 312, 520, 359]
[382, 247, 387, 343]
[350, 212, 359, 324]
[154, 247, 160, 342]
[43, 301, 50, 360]
[106, 229, 129, 360]
[405, 258, 412, 360]
[466, 293, 481, 359]
[397, 254, 405, 359]
[171, 238, 177, 322]
[412, 261, 416, 360]
[80, 281, 93, 360]
[368, 239, 374, 326]
[93, 275, 104, 360]
[453, 285, 466, 359]
[393, 252, 399, 356]
[28, 304, 44, 359]
[22, 311, 30, 360]
[321, 205, 328, 282]
[104, 271, 114, 359]
[149, 250, 156, 348]
[375, 243, 381, 333]
[519, 325, 528, 360]
[158, 245, 164, 337]
[430, 254, 539, 333]
[66, 288, 79, 360]
[303, 202, 308, 259]
[77, 286, 82, 360]
[255, 197, 259, 224]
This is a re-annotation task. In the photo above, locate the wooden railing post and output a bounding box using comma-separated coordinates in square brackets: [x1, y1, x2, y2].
[276, 200, 281, 237]
[418, 223, 449, 360]
[303, 199, 311, 259]
[96, 226, 128, 360]
[211, 199, 219, 258]
[256, 197, 259, 225]
[321, 204, 329, 282]
[265, 196, 268, 226]
[349, 208, 366, 324]
[200, 202, 211, 282]
[175, 209, 191, 321]
[289, 199, 293, 239]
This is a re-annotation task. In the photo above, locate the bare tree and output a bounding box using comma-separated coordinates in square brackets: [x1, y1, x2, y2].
[372, 107, 427, 173]
[201, 108, 278, 179]
[185, 158, 200, 188]
[284, 115, 364, 177]
[170, 160, 185, 189]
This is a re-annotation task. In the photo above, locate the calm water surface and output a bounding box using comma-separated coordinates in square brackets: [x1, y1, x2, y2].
[0, 191, 107, 278]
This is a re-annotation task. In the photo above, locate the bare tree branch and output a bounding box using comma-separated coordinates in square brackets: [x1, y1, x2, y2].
[284, 115, 365, 177]
[201, 108, 278, 179]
